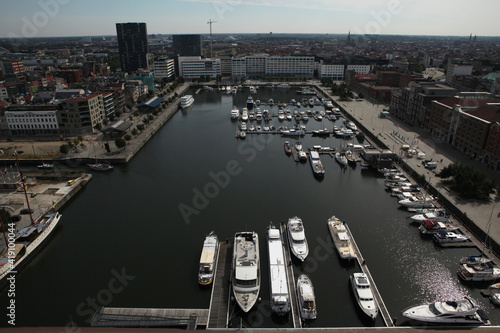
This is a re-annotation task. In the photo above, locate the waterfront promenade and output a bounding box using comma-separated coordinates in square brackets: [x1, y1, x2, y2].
[318, 88, 500, 255]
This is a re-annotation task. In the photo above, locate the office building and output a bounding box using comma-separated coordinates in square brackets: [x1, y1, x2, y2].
[173, 35, 202, 56]
[116, 22, 149, 72]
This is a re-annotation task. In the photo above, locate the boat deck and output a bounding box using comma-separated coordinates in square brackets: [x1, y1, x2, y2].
[345, 223, 394, 328]
[280, 222, 302, 328]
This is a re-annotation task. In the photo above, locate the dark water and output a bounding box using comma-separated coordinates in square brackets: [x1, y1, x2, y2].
[1, 87, 498, 328]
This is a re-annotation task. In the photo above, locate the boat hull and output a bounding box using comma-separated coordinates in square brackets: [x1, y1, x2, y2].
[350, 273, 378, 319]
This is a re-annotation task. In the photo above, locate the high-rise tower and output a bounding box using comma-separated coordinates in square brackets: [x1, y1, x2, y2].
[116, 22, 148, 72]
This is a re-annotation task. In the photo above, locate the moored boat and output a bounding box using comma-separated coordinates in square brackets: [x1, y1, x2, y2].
[402, 297, 490, 326]
[179, 95, 194, 109]
[37, 162, 54, 169]
[458, 261, 500, 282]
[350, 272, 378, 319]
[232, 231, 260, 312]
[418, 220, 458, 234]
[335, 152, 348, 167]
[198, 232, 219, 285]
[309, 150, 325, 177]
[433, 230, 469, 244]
[327, 216, 356, 260]
[297, 274, 317, 320]
[284, 141, 292, 155]
[267, 224, 291, 315]
[287, 216, 309, 261]
[230, 106, 240, 120]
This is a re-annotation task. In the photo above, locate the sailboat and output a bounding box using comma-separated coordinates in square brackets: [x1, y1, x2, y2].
[0, 152, 62, 288]
[87, 140, 113, 171]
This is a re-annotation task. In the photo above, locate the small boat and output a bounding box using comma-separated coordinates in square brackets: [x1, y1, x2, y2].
[312, 128, 330, 136]
[230, 106, 240, 120]
[240, 122, 247, 131]
[247, 96, 254, 109]
[433, 230, 469, 244]
[344, 150, 356, 164]
[198, 232, 219, 285]
[88, 163, 114, 171]
[398, 195, 434, 208]
[298, 151, 307, 161]
[37, 162, 54, 169]
[232, 231, 260, 312]
[287, 216, 309, 261]
[281, 129, 305, 137]
[350, 272, 378, 319]
[297, 274, 317, 320]
[490, 293, 500, 305]
[267, 224, 291, 315]
[418, 220, 458, 235]
[268, 99, 274, 105]
[335, 152, 348, 167]
[239, 131, 246, 139]
[284, 141, 292, 155]
[278, 110, 285, 121]
[249, 125, 255, 131]
[459, 255, 493, 265]
[327, 216, 356, 260]
[402, 297, 490, 325]
[344, 120, 358, 131]
[294, 141, 302, 151]
[241, 109, 249, 121]
[458, 261, 500, 282]
[309, 150, 325, 176]
[410, 210, 450, 223]
[256, 125, 261, 131]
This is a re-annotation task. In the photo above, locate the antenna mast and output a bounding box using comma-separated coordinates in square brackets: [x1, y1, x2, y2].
[207, 19, 217, 58]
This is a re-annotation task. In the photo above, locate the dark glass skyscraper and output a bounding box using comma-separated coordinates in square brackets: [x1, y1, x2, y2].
[172, 35, 202, 56]
[116, 22, 148, 72]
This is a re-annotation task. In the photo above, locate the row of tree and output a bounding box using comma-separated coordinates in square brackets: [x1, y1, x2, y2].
[438, 163, 497, 201]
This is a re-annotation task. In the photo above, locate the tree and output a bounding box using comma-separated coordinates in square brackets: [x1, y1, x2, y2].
[77, 135, 84, 143]
[131, 129, 138, 136]
[124, 134, 132, 141]
[137, 124, 145, 131]
[115, 137, 126, 149]
[0, 208, 12, 224]
[59, 144, 69, 154]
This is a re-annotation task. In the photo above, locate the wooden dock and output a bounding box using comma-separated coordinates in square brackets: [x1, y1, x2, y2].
[345, 223, 394, 327]
[280, 222, 302, 328]
[207, 240, 233, 329]
[91, 307, 208, 329]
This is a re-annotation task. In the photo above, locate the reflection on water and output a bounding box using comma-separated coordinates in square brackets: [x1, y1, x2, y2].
[1, 87, 499, 328]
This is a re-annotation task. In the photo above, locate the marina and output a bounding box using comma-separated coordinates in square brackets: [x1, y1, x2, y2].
[3, 85, 500, 329]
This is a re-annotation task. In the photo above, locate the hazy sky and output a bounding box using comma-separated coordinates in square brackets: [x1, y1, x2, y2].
[1, 0, 498, 38]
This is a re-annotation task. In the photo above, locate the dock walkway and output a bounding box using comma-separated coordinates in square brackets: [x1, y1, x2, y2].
[280, 222, 302, 328]
[91, 307, 208, 329]
[345, 223, 394, 327]
[207, 240, 232, 329]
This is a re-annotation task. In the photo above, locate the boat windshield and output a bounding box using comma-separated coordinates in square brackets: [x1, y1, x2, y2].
[235, 279, 257, 287]
[429, 303, 442, 316]
[303, 300, 315, 310]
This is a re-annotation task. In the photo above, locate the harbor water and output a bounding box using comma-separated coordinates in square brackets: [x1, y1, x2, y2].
[1, 86, 499, 328]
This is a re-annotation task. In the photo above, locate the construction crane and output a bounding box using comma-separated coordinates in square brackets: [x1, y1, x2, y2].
[207, 19, 217, 58]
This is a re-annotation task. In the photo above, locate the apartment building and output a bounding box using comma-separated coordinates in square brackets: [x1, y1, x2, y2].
[5, 103, 61, 136]
[61, 94, 105, 135]
[178, 57, 221, 80]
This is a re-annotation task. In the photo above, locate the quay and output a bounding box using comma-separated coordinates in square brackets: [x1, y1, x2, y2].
[207, 240, 232, 329]
[344, 223, 394, 327]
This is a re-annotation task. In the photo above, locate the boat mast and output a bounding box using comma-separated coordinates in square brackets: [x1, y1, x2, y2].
[15, 152, 34, 225]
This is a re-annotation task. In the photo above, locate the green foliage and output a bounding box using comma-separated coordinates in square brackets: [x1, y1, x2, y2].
[131, 128, 138, 136]
[115, 137, 126, 149]
[0, 208, 12, 224]
[59, 144, 69, 154]
[414, 63, 426, 74]
[136, 124, 145, 131]
[438, 163, 496, 200]
[67, 141, 74, 149]
[124, 134, 132, 141]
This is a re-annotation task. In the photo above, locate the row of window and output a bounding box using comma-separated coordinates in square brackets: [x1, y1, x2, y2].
[9, 123, 57, 129]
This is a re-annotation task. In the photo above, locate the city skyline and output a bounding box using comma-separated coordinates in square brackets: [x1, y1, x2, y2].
[0, 0, 499, 38]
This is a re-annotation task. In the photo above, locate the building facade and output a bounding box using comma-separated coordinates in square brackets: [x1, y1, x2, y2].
[265, 56, 314, 77]
[5, 104, 60, 136]
[172, 35, 202, 57]
[116, 22, 149, 72]
[153, 58, 175, 81]
[178, 57, 221, 80]
[319, 64, 345, 80]
[61, 94, 105, 135]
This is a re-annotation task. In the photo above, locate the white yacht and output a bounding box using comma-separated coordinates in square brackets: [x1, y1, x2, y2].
[241, 108, 249, 121]
[230, 107, 240, 120]
[267, 224, 291, 315]
[327, 216, 356, 260]
[433, 230, 469, 244]
[344, 120, 358, 131]
[410, 210, 450, 223]
[232, 232, 260, 312]
[335, 152, 348, 167]
[309, 150, 325, 176]
[350, 272, 378, 319]
[458, 262, 500, 282]
[287, 217, 309, 261]
[198, 232, 219, 285]
[179, 95, 194, 109]
[398, 195, 434, 208]
[297, 274, 317, 320]
[402, 297, 490, 326]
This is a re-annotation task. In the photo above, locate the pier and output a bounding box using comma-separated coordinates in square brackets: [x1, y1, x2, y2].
[280, 222, 303, 328]
[207, 240, 232, 329]
[344, 223, 394, 327]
